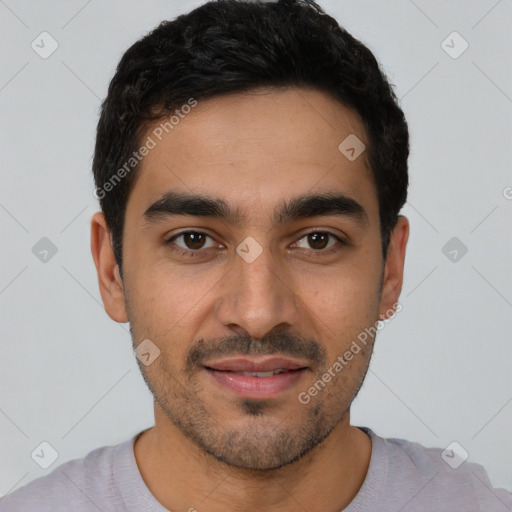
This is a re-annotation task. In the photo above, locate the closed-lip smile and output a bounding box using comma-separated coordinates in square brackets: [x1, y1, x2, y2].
[204, 356, 309, 399]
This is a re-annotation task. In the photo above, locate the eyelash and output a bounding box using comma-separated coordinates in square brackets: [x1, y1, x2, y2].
[165, 230, 346, 258]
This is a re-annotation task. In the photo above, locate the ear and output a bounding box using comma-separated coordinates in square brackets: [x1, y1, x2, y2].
[378, 215, 409, 319]
[90, 211, 128, 323]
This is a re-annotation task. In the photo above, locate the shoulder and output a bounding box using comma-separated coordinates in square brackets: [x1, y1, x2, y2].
[0, 438, 128, 512]
[381, 432, 512, 511]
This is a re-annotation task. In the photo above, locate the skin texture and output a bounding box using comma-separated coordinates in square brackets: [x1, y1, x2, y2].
[91, 86, 409, 512]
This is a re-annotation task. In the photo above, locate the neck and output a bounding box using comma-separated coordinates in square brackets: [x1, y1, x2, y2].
[134, 405, 372, 512]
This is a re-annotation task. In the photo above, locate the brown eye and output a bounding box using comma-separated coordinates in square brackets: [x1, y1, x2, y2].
[182, 232, 207, 250]
[168, 231, 216, 252]
[307, 232, 329, 250]
[295, 231, 342, 251]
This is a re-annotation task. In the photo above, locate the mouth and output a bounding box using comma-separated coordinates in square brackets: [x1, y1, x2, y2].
[203, 356, 309, 399]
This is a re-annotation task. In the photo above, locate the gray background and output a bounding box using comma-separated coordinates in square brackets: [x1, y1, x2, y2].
[1, 0, 511, 498]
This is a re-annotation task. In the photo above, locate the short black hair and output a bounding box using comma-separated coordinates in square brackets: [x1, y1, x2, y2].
[92, 0, 409, 278]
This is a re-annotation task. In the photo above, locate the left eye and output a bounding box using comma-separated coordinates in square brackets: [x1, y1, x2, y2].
[294, 232, 342, 250]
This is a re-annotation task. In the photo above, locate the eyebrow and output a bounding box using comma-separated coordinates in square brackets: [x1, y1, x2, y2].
[143, 190, 369, 227]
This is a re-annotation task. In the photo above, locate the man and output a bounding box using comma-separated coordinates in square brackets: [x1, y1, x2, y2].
[2, 0, 511, 510]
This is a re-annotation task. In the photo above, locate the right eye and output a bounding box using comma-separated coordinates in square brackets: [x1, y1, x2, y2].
[165, 231, 220, 257]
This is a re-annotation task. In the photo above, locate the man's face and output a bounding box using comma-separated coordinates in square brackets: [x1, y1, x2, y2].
[118, 87, 394, 470]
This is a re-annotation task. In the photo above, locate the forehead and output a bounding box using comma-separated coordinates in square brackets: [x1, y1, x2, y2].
[126, 87, 378, 224]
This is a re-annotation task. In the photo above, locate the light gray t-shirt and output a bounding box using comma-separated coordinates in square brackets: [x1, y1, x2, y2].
[1, 426, 511, 511]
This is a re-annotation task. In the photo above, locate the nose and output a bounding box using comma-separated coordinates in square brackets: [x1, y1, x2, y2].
[214, 240, 299, 339]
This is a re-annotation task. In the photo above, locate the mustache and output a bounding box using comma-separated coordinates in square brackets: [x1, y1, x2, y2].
[185, 330, 327, 371]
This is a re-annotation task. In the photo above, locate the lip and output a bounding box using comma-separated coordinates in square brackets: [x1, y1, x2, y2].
[203, 356, 309, 399]
[204, 356, 309, 373]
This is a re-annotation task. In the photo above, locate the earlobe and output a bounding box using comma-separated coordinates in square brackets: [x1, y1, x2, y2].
[378, 215, 409, 319]
[90, 211, 128, 323]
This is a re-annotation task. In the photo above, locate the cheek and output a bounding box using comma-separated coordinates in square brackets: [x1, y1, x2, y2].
[125, 229, 228, 307]
[291, 258, 382, 356]
[294, 258, 381, 319]
[127, 262, 223, 344]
